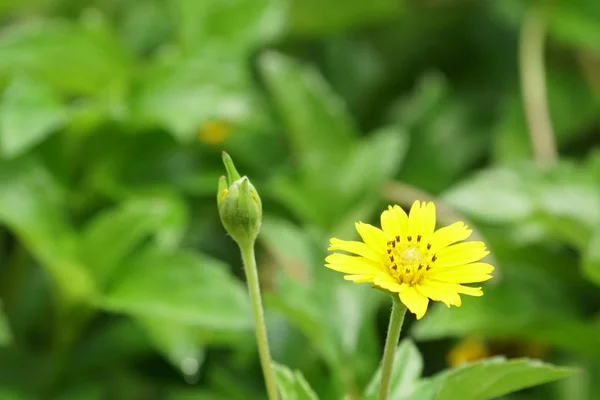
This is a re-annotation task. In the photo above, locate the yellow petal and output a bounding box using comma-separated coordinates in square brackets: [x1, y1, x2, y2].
[428, 271, 493, 284]
[373, 274, 403, 292]
[344, 274, 377, 283]
[408, 201, 423, 239]
[325, 253, 383, 274]
[430, 262, 495, 274]
[381, 206, 399, 237]
[416, 281, 461, 307]
[430, 222, 472, 251]
[435, 242, 489, 267]
[399, 286, 429, 320]
[420, 202, 436, 238]
[355, 222, 387, 252]
[328, 238, 381, 261]
[434, 282, 484, 296]
[391, 205, 409, 237]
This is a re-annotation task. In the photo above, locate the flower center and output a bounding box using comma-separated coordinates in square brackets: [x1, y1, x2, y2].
[385, 235, 437, 285]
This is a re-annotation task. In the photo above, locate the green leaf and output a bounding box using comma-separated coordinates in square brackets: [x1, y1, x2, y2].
[259, 51, 359, 174]
[261, 217, 380, 387]
[0, 20, 131, 96]
[0, 75, 67, 158]
[132, 53, 267, 142]
[337, 125, 409, 203]
[288, 0, 403, 36]
[80, 193, 188, 286]
[135, 317, 204, 378]
[548, 1, 600, 52]
[0, 301, 11, 346]
[364, 339, 423, 399]
[99, 246, 252, 330]
[390, 73, 489, 193]
[411, 263, 600, 357]
[582, 224, 600, 286]
[171, 0, 286, 54]
[272, 362, 319, 400]
[0, 157, 95, 302]
[442, 166, 535, 224]
[433, 357, 576, 400]
[443, 162, 600, 248]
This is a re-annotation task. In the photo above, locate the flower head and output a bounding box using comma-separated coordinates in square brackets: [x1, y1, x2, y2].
[325, 201, 494, 319]
[218, 152, 262, 246]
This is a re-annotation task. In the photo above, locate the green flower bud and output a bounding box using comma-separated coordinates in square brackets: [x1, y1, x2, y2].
[218, 152, 262, 246]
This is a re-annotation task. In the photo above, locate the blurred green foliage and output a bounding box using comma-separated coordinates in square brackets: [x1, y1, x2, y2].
[0, 0, 599, 399]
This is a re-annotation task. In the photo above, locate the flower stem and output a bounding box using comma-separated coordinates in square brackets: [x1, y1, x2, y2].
[519, 4, 557, 166]
[378, 295, 407, 400]
[240, 242, 278, 400]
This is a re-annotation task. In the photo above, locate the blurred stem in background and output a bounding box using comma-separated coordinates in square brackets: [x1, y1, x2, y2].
[519, 4, 557, 166]
[378, 296, 407, 400]
[218, 153, 278, 400]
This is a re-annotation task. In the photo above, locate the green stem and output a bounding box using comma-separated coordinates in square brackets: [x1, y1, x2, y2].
[240, 242, 278, 400]
[519, 4, 557, 166]
[378, 295, 407, 400]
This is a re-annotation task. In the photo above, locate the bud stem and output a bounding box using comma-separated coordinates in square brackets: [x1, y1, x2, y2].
[378, 295, 407, 400]
[240, 242, 278, 400]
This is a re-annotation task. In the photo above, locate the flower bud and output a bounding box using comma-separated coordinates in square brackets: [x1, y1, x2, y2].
[218, 152, 262, 246]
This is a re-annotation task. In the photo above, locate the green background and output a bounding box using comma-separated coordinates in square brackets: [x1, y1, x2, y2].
[0, 0, 599, 399]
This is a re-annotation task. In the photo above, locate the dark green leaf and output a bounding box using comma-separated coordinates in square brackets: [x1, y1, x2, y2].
[0, 301, 11, 346]
[260, 51, 359, 174]
[136, 317, 205, 378]
[582, 224, 600, 286]
[288, 0, 403, 36]
[0, 157, 95, 302]
[80, 193, 188, 285]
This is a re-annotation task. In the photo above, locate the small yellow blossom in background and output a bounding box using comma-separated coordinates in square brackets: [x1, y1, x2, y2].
[325, 201, 494, 320]
[447, 336, 491, 367]
[197, 120, 231, 145]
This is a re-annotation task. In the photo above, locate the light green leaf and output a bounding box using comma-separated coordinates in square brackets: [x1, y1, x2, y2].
[0, 157, 95, 302]
[0, 20, 131, 96]
[364, 340, 423, 400]
[99, 246, 252, 330]
[434, 357, 576, 400]
[0, 301, 11, 346]
[442, 166, 534, 224]
[443, 162, 600, 248]
[260, 51, 359, 174]
[80, 193, 188, 286]
[171, 0, 286, 54]
[548, 1, 600, 53]
[0, 75, 67, 158]
[272, 362, 319, 400]
[133, 53, 266, 142]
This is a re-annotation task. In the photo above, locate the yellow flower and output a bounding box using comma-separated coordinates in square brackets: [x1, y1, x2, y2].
[197, 120, 231, 145]
[447, 336, 490, 367]
[325, 201, 494, 320]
